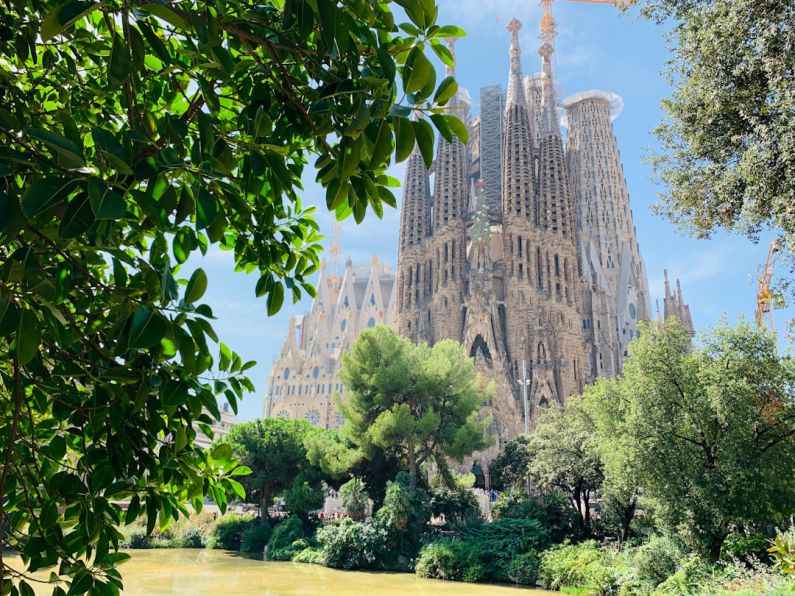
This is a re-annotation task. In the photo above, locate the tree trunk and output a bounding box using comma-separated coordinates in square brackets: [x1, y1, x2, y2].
[407, 447, 417, 490]
[619, 500, 637, 546]
[583, 489, 591, 537]
[259, 482, 271, 524]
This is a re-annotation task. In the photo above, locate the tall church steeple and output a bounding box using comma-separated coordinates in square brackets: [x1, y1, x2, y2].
[433, 38, 469, 229]
[399, 148, 431, 252]
[502, 18, 535, 220]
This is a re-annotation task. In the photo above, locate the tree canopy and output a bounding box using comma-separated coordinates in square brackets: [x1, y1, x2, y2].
[599, 319, 795, 559]
[0, 0, 464, 591]
[221, 418, 318, 522]
[338, 326, 493, 488]
[635, 0, 795, 272]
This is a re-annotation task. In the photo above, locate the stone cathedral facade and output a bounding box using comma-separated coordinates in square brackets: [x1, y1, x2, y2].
[396, 18, 653, 442]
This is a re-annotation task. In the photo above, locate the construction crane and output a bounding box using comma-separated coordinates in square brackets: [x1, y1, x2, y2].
[756, 239, 782, 341]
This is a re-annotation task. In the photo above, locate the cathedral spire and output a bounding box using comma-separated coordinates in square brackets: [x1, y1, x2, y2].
[398, 147, 431, 253]
[502, 17, 535, 220]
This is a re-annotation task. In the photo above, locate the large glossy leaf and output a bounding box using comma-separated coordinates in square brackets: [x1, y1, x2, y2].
[26, 128, 85, 168]
[403, 46, 434, 94]
[394, 117, 415, 163]
[16, 309, 41, 365]
[108, 34, 132, 88]
[58, 193, 94, 239]
[185, 268, 208, 304]
[87, 177, 126, 220]
[128, 307, 168, 349]
[40, 0, 99, 41]
[22, 178, 77, 219]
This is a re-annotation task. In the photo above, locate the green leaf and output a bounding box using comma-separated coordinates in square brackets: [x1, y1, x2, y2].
[128, 307, 168, 349]
[403, 47, 435, 94]
[16, 309, 41, 365]
[108, 33, 131, 89]
[196, 189, 218, 230]
[41, 0, 100, 41]
[22, 177, 76, 219]
[431, 42, 454, 69]
[210, 443, 233, 463]
[430, 114, 453, 143]
[267, 281, 284, 316]
[185, 269, 207, 304]
[92, 128, 133, 175]
[394, 118, 415, 163]
[368, 121, 394, 169]
[445, 114, 468, 144]
[58, 193, 94, 239]
[26, 128, 85, 168]
[0, 297, 20, 336]
[91, 464, 115, 492]
[125, 496, 141, 525]
[219, 343, 231, 371]
[433, 76, 458, 105]
[436, 25, 467, 38]
[87, 177, 126, 220]
[227, 478, 246, 500]
[230, 466, 252, 476]
[140, 3, 189, 31]
[412, 119, 435, 168]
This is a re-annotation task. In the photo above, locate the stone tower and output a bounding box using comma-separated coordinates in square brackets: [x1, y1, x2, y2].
[395, 17, 661, 444]
[563, 90, 652, 375]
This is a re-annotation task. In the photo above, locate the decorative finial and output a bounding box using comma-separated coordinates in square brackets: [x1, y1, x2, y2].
[505, 17, 526, 108]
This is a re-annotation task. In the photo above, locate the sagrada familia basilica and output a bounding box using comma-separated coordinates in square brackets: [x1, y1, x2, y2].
[265, 16, 694, 445]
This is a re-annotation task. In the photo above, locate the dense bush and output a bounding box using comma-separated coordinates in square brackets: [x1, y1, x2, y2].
[539, 541, 621, 595]
[122, 513, 216, 549]
[207, 514, 256, 550]
[415, 539, 485, 583]
[339, 477, 369, 520]
[721, 532, 772, 565]
[241, 523, 272, 554]
[375, 473, 431, 569]
[492, 490, 577, 543]
[461, 518, 549, 582]
[316, 517, 390, 570]
[266, 516, 305, 561]
[633, 534, 685, 586]
[124, 527, 153, 549]
[292, 545, 325, 565]
[428, 488, 481, 529]
[505, 550, 541, 586]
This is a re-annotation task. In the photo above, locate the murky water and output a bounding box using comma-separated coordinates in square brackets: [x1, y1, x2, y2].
[9, 549, 553, 595]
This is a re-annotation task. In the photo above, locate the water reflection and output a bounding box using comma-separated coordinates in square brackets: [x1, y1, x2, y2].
[10, 549, 553, 595]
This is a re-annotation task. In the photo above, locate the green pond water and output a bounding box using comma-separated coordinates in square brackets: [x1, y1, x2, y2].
[9, 549, 553, 595]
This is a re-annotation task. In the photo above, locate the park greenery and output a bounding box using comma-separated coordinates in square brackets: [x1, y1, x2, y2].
[115, 320, 795, 595]
[633, 0, 795, 291]
[0, 0, 467, 592]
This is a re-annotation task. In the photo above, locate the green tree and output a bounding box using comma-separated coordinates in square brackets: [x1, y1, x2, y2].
[0, 0, 464, 590]
[222, 418, 315, 522]
[338, 326, 493, 489]
[489, 435, 531, 491]
[633, 0, 795, 272]
[283, 475, 324, 529]
[527, 404, 603, 537]
[580, 379, 643, 545]
[615, 319, 795, 559]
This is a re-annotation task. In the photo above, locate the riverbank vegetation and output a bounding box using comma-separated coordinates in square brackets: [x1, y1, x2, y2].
[118, 321, 795, 595]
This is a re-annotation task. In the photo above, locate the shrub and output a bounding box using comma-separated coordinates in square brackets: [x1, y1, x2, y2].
[633, 534, 684, 585]
[493, 490, 577, 543]
[539, 541, 620, 595]
[375, 473, 431, 569]
[207, 514, 255, 550]
[506, 550, 541, 585]
[461, 518, 549, 582]
[428, 488, 480, 529]
[284, 476, 324, 522]
[266, 516, 304, 561]
[651, 555, 717, 596]
[415, 539, 485, 583]
[721, 532, 772, 565]
[339, 477, 369, 521]
[316, 517, 390, 570]
[241, 523, 272, 554]
[292, 546, 325, 565]
[123, 526, 152, 549]
[769, 525, 795, 574]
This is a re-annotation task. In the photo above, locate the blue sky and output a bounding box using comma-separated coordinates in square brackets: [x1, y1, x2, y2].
[194, 0, 792, 422]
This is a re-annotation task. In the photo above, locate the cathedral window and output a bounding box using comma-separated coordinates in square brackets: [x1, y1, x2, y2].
[341, 319, 347, 332]
[368, 317, 376, 328]
[370, 294, 376, 306]
[313, 367, 319, 379]
[517, 236, 523, 257]
[444, 243, 449, 262]
[283, 368, 290, 380]
[554, 255, 560, 276]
